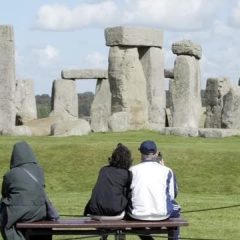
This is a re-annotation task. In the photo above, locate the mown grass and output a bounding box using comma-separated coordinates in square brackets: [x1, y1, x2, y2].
[0, 130, 240, 240]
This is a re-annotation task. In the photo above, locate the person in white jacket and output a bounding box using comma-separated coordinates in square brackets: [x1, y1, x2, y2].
[128, 140, 181, 240]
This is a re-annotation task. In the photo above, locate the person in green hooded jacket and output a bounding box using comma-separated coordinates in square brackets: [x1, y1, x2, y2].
[0, 141, 52, 240]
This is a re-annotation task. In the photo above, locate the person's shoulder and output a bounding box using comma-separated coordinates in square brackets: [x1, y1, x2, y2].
[129, 162, 144, 171]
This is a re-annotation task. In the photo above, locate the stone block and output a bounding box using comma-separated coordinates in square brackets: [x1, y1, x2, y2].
[204, 77, 231, 128]
[15, 79, 37, 124]
[51, 119, 91, 136]
[0, 25, 16, 132]
[139, 47, 165, 129]
[108, 46, 149, 131]
[222, 87, 240, 129]
[172, 40, 202, 59]
[90, 78, 111, 132]
[62, 69, 108, 79]
[105, 26, 163, 47]
[50, 79, 78, 119]
[164, 69, 174, 79]
[161, 127, 199, 137]
[172, 55, 201, 128]
[198, 128, 240, 138]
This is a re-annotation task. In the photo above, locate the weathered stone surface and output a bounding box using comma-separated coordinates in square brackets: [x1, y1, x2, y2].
[198, 128, 240, 138]
[51, 119, 91, 136]
[164, 69, 174, 79]
[90, 79, 111, 132]
[62, 69, 108, 79]
[204, 77, 231, 128]
[172, 40, 202, 59]
[139, 47, 165, 130]
[50, 79, 78, 120]
[105, 26, 163, 47]
[0, 25, 16, 133]
[108, 46, 149, 131]
[222, 87, 240, 129]
[2, 126, 32, 136]
[15, 79, 37, 124]
[160, 127, 199, 137]
[171, 55, 201, 128]
[25, 116, 63, 136]
[108, 112, 130, 132]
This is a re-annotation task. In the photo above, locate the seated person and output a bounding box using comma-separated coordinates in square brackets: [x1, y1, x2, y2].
[128, 140, 181, 240]
[0, 141, 52, 240]
[84, 143, 132, 218]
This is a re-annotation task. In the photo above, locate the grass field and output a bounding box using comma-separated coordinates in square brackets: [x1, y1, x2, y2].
[0, 130, 240, 240]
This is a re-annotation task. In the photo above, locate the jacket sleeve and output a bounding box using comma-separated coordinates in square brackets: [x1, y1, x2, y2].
[168, 169, 178, 200]
[173, 173, 178, 198]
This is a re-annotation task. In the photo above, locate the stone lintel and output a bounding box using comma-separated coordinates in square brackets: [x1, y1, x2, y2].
[105, 26, 163, 47]
[172, 40, 202, 59]
[61, 69, 108, 80]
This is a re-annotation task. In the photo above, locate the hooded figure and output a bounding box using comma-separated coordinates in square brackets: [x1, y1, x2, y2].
[0, 141, 49, 240]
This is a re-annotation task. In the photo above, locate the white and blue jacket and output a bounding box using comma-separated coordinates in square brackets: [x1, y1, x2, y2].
[128, 160, 179, 220]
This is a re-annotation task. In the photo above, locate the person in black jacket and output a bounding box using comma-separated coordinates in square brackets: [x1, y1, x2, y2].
[0, 141, 52, 240]
[84, 143, 132, 217]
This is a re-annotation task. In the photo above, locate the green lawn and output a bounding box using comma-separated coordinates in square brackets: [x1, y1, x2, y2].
[0, 131, 240, 239]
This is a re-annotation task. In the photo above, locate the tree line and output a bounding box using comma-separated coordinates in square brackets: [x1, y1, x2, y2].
[35, 92, 94, 119]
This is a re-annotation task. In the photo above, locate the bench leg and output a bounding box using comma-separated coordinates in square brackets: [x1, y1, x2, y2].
[168, 227, 179, 240]
[115, 230, 126, 240]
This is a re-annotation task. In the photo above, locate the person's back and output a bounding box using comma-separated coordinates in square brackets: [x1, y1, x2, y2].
[0, 141, 48, 240]
[128, 140, 180, 240]
[84, 143, 132, 217]
[129, 161, 176, 220]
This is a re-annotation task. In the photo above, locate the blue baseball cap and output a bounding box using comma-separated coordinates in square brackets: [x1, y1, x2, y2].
[139, 140, 157, 155]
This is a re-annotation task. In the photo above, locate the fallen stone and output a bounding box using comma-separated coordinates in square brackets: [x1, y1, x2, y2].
[51, 119, 91, 136]
[161, 127, 199, 137]
[198, 128, 240, 138]
[1, 125, 32, 136]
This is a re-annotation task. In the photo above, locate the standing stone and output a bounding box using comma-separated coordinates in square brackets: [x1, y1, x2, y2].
[108, 46, 149, 131]
[90, 78, 111, 132]
[50, 79, 78, 120]
[15, 79, 37, 124]
[204, 77, 231, 128]
[0, 25, 16, 133]
[171, 40, 202, 128]
[222, 86, 240, 129]
[139, 47, 165, 129]
[166, 79, 174, 127]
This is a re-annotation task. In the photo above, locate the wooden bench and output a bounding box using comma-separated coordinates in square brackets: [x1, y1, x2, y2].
[16, 217, 188, 240]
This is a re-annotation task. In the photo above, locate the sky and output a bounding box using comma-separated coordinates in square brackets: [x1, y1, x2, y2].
[1, 0, 240, 95]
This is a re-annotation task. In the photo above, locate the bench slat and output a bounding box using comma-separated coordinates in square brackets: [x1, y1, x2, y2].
[17, 217, 188, 229]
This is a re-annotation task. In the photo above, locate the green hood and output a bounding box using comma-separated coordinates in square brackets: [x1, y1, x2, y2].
[10, 141, 38, 168]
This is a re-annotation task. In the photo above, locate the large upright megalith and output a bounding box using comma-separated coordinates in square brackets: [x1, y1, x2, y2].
[204, 77, 231, 128]
[171, 40, 202, 128]
[50, 79, 78, 120]
[105, 26, 165, 131]
[0, 25, 16, 133]
[222, 86, 240, 129]
[139, 47, 165, 130]
[15, 79, 37, 124]
[108, 46, 148, 131]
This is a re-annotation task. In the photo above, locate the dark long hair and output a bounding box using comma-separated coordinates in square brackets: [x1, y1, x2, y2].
[108, 143, 132, 170]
